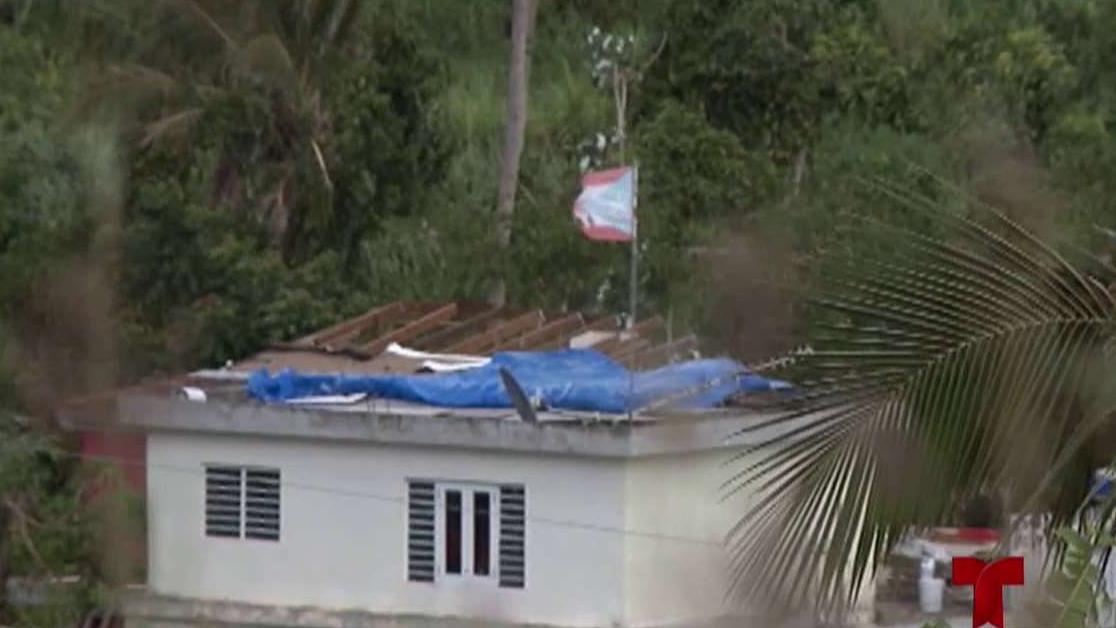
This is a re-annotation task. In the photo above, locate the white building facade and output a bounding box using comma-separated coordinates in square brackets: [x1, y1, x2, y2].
[87, 393, 780, 628]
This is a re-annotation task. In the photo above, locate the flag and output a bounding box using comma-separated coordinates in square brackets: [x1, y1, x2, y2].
[573, 166, 635, 242]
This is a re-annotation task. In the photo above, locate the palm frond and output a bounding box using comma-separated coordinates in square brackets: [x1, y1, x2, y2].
[236, 33, 298, 90]
[310, 0, 358, 46]
[106, 64, 181, 96]
[727, 180, 1116, 617]
[71, 64, 186, 125]
[321, 0, 362, 50]
[1047, 526, 1112, 628]
[309, 138, 333, 191]
[139, 107, 202, 148]
[164, 0, 237, 50]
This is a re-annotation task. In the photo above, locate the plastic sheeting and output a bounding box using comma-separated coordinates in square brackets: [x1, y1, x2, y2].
[246, 349, 790, 414]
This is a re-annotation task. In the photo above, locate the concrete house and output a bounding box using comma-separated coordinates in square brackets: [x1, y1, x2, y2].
[62, 302, 788, 628]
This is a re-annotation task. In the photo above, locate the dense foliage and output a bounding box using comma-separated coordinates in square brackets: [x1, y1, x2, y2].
[7, 0, 1116, 373]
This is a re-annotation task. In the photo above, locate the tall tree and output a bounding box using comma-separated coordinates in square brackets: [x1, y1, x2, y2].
[489, 0, 537, 306]
[93, 0, 362, 263]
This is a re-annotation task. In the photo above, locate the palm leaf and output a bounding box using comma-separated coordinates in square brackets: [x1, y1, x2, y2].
[163, 0, 237, 50]
[236, 33, 298, 90]
[71, 64, 190, 128]
[320, 0, 362, 49]
[309, 138, 333, 191]
[139, 107, 202, 147]
[726, 179, 1116, 617]
[105, 64, 180, 96]
[1047, 526, 1112, 628]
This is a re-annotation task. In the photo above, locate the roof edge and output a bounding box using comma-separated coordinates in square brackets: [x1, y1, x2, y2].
[91, 393, 790, 458]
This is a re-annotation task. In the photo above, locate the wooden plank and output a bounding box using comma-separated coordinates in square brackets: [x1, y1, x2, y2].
[411, 306, 507, 351]
[531, 336, 573, 351]
[581, 332, 621, 353]
[608, 337, 652, 361]
[593, 316, 664, 354]
[263, 344, 373, 361]
[531, 316, 623, 351]
[359, 303, 459, 356]
[447, 310, 544, 354]
[499, 313, 585, 350]
[630, 315, 665, 338]
[623, 334, 699, 369]
[585, 316, 622, 333]
[294, 301, 408, 348]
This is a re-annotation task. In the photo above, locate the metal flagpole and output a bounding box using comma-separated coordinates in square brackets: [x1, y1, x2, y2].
[628, 164, 639, 330]
[626, 164, 638, 421]
[612, 57, 638, 418]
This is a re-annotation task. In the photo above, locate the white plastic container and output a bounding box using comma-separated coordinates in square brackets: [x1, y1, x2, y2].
[920, 556, 935, 579]
[919, 576, 945, 613]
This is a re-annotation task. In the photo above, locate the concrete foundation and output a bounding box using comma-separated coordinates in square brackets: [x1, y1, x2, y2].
[122, 591, 752, 628]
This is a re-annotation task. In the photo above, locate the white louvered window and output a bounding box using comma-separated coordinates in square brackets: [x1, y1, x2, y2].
[498, 484, 526, 588]
[407, 480, 525, 588]
[407, 481, 436, 582]
[205, 465, 280, 542]
[205, 466, 242, 538]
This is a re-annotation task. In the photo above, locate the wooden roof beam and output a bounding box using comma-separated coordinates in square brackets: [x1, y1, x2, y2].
[499, 313, 585, 350]
[607, 337, 652, 361]
[592, 315, 664, 354]
[537, 315, 624, 351]
[585, 315, 622, 333]
[411, 306, 507, 352]
[622, 334, 699, 370]
[359, 303, 459, 356]
[291, 301, 408, 349]
[448, 310, 544, 354]
[630, 315, 665, 338]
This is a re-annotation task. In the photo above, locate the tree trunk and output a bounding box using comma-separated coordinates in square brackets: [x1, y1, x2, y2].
[489, 0, 537, 306]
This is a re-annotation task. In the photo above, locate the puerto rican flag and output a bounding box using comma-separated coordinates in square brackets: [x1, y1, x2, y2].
[573, 166, 636, 242]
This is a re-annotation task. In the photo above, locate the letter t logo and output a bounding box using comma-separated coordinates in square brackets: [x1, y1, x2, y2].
[952, 556, 1025, 628]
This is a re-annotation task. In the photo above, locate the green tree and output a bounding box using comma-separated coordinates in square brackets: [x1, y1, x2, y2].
[0, 416, 104, 627]
[0, 14, 121, 625]
[106, 0, 447, 369]
[95, 0, 362, 262]
[490, 0, 538, 306]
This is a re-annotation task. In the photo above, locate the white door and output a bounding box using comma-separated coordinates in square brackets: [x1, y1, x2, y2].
[436, 483, 498, 582]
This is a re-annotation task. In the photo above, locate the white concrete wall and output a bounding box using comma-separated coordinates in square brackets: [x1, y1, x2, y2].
[621, 451, 747, 627]
[147, 432, 628, 627]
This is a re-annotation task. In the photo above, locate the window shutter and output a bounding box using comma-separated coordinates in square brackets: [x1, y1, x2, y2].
[498, 485, 526, 588]
[407, 481, 436, 582]
[244, 468, 281, 541]
[205, 466, 242, 538]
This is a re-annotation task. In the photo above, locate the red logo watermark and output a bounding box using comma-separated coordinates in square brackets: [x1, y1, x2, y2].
[951, 556, 1025, 628]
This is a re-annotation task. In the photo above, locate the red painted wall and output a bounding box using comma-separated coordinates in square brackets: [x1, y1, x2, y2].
[79, 431, 146, 495]
[78, 430, 147, 583]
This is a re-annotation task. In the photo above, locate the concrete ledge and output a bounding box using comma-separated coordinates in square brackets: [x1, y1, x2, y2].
[95, 395, 795, 458]
[5, 575, 83, 607]
[122, 591, 552, 627]
[122, 591, 756, 628]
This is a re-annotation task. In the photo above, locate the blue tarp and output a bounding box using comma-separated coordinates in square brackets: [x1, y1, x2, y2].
[246, 348, 790, 414]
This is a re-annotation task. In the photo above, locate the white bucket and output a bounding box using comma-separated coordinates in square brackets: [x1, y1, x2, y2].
[919, 577, 945, 613]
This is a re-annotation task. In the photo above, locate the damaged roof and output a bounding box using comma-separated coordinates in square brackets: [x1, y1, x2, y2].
[57, 300, 788, 446]
[234, 300, 699, 376]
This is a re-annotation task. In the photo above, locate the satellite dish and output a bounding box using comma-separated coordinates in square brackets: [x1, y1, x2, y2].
[499, 367, 537, 424]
